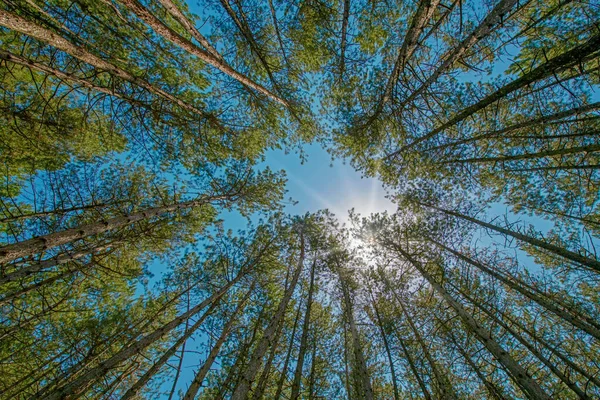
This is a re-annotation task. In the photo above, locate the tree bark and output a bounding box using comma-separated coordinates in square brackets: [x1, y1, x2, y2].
[369, 290, 400, 400]
[339, 0, 350, 78]
[290, 258, 316, 399]
[157, 0, 223, 60]
[439, 318, 507, 400]
[0, 9, 216, 119]
[390, 242, 552, 400]
[274, 298, 303, 399]
[420, 202, 600, 273]
[338, 265, 374, 400]
[455, 284, 592, 399]
[0, 196, 222, 265]
[181, 283, 254, 400]
[219, 0, 281, 92]
[440, 143, 600, 165]
[391, 286, 456, 399]
[428, 102, 600, 152]
[44, 263, 250, 400]
[399, 0, 520, 108]
[117, 0, 288, 106]
[389, 33, 600, 156]
[427, 237, 600, 340]
[395, 327, 432, 400]
[230, 232, 305, 400]
[0, 239, 122, 284]
[121, 283, 230, 400]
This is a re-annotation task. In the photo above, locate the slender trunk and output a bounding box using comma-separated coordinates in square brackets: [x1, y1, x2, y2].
[525, 206, 600, 228]
[253, 306, 287, 399]
[44, 265, 249, 400]
[499, 307, 600, 389]
[179, 284, 254, 400]
[420, 202, 600, 272]
[392, 288, 456, 399]
[290, 258, 316, 399]
[390, 242, 552, 400]
[307, 335, 318, 399]
[339, 268, 374, 400]
[428, 101, 600, 152]
[439, 319, 507, 400]
[395, 328, 432, 400]
[369, 291, 400, 400]
[0, 50, 187, 123]
[0, 202, 115, 223]
[427, 237, 600, 340]
[267, 0, 290, 68]
[120, 287, 222, 400]
[362, 0, 440, 127]
[389, 33, 600, 156]
[0, 267, 75, 306]
[454, 284, 591, 399]
[274, 298, 303, 399]
[157, 0, 223, 60]
[0, 9, 216, 119]
[117, 0, 287, 106]
[0, 196, 221, 265]
[399, 0, 520, 109]
[230, 232, 305, 400]
[219, 0, 280, 91]
[339, 0, 350, 77]
[31, 279, 203, 398]
[383, 0, 441, 106]
[507, 164, 600, 172]
[0, 240, 122, 284]
[440, 143, 600, 165]
[216, 306, 267, 399]
[343, 323, 352, 399]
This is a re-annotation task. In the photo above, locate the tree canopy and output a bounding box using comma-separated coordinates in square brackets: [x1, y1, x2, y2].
[1, 0, 599, 398]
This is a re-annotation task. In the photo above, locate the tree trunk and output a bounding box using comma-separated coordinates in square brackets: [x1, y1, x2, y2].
[439, 318, 507, 400]
[44, 264, 249, 400]
[181, 283, 254, 400]
[389, 33, 600, 156]
[391, 242, 552, 400]
[395, 327, 432, 400]
[307, 336, 318, 399]
[383, 0, 441, 107]
[157, 0, 223, 60]
[0, 239, 123, 284]
[339, 0, 350, 78]
[0, 196, 221, 265]
[253, 307, 286, 399]
[338, 266, 374, 400]
[429, 102, 600, 152]
[454, 283, 591, 399]
[230, 232, 305, 400]
[219, 0, 280, 92]
[290, 258, 316, 399]
[117, 0, 288, 106]
[440, 143, 600, 165]
[121, 279, 238, 400]
[391, 287, 456, 399]
[369, 290, 400, 400]
[420, 202, 600, 273]
[0, 49, 189, 124]
[216, 305, 268, 399]
[427, 237, 600, 340]
[0, 9, 215, 119]
[361, 0, 440, 128]
[274, 298, 303, 399]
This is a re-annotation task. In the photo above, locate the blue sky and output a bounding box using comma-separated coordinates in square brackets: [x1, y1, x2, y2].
[217, 143, 396, 232]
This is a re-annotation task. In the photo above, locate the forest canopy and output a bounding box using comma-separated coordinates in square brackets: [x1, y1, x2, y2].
[0, 0, 599, 398]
